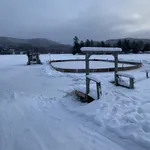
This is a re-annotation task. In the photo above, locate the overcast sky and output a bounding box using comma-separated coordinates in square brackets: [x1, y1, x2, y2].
[0, 0, 150, 44]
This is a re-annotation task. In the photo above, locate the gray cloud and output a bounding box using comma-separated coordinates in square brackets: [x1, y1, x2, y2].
[0, 0, 150, 44]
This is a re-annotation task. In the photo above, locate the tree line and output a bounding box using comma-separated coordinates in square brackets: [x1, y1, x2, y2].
[72, 36, 150, 54]
[0, 43, 72, 54]
[0, 44, 49, 54]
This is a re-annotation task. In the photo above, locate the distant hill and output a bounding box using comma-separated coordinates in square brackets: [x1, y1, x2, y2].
[106, 38, 150, 45]
[0, 37, 72, 53]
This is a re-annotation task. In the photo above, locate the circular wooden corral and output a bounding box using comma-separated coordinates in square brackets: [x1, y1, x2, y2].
[50, 59, 142, 73]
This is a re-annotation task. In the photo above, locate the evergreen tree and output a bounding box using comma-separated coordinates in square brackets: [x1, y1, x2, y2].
[122, 39, 130, 53]
[85, 39, 91, 47]
[95, 42, 101, 47]
[72, 36, 80, 54]
[143, 43, 150, 52]
[100, 41, 105, 47]
[131, 41, 138, 53]
[138, 41, 144, 51]
[79, 40, 84, 48]
[0, 46, 2, 52]
[125, 39, 130, 51]
[90, 40, 94, 47]
[73, 36, 79, 47]
[105, 43, 110, 47]
[117, 40, 122, 48]
[113, 43, 117, 47]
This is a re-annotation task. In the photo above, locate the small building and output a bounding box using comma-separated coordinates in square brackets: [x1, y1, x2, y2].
[27, 52, 42, 65]
[20, 51, 24, 54]
[9, 49, 15, 54]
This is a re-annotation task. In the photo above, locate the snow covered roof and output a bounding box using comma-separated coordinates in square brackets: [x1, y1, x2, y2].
[80, 47, 122, 54]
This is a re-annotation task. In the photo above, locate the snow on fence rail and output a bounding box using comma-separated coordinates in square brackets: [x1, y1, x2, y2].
[116, 72, 135, 89]
[116, 72, 135, 79]
[86, 75, 101, 83]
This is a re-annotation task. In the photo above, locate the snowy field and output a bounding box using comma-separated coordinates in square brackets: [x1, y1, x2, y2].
[51, 61, 134, 69]
[0, 54, 150, 150]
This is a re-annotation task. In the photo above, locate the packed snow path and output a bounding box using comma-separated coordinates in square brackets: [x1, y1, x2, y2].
[0, 55, 147, 150]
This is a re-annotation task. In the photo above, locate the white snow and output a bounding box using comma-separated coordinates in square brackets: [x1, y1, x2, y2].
[0, 53, 150, 150]
[117, 72, 135, 78]
[141, 69, 150, 73]
[81, 47, 122, 52]
[87, 74, 101, 83]
[51, 61, 134, 69]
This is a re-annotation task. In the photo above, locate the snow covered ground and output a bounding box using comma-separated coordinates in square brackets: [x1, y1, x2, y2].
[0, 54, 150, 150]
[51, 60, 133, 69]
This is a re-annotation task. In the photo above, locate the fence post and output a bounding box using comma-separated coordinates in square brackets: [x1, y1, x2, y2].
[146, 72, 149, 78]
[130, 78, 134, 89]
